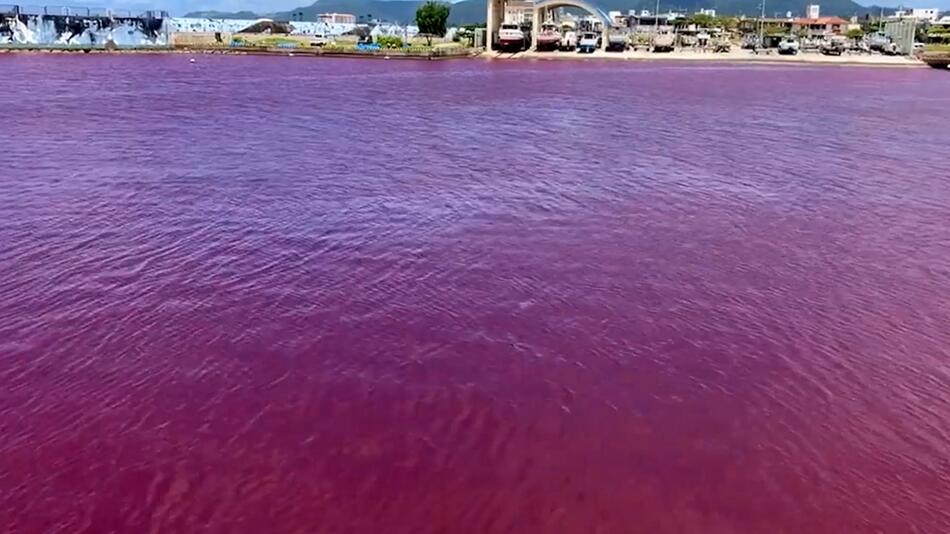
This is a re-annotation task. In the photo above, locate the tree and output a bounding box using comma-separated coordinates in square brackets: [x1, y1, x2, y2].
[688, 13, 715, 28]
[416, 1, 450, 45]
[846, 27, 865, 41]
[717, 17, 739, 31]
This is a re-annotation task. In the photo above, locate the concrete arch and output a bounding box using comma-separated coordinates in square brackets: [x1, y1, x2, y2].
[532, 0, 612, 27]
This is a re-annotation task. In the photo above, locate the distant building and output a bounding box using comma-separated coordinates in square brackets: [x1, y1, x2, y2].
[806, 4, 820, 19]
[911, 8, 939, 21]
[318, 13, 356, 24]
[503, 6, 531, 24]
[697, 8, 716, 17]
[892, 8, 938, 21]
[739, 15, 848, 36]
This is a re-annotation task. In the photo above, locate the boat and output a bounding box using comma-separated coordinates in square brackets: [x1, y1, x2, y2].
[560, 30, 577, 51]
[820, 36, 846, 56]
[868, 33, 889, 52]
[577, 32, 599, 53]
[497, 23, 526, 51]
[652, 32, 675, 53]
[778, 36, 800, 55]
[536, 22, 561, 51]
[921, 51, 950, 70]
[605, 28, 627, 52]
[713, 36, 731, 53]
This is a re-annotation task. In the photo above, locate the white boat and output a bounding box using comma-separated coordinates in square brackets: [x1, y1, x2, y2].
[606, 28, 627, 52]
[560, 21, 577, 51]
[653, 32, 675, 52]
[560, 30, 577, 51]
[778, 37, 800, 55]
[577, 32, 598, 53]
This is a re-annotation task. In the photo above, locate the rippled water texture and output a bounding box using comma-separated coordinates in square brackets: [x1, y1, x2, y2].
[2, 55, 950, 533]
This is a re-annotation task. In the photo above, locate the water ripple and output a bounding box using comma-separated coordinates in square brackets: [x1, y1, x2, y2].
[1, 55, 949, 533]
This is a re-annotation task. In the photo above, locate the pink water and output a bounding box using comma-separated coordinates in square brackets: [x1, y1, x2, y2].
[2, 55, 950, 533]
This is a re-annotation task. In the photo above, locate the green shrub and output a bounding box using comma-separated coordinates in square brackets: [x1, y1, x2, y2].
[376, 35, 404, 48]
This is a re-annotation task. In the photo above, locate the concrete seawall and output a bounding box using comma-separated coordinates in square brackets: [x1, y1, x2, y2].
[0, 5, 169, 47]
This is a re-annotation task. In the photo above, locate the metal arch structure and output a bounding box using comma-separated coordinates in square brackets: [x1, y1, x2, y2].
[485, 0, 614, 53]
[532, 0, 612, 27]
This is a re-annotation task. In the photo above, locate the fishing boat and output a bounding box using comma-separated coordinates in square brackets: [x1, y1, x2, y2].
[820, 36, 846, 56]
[559, 21, 577, 51]
[536, 22, 561, 51]
[605, 28, 627, 52]
[920, 48, 950, 69]
[778, 36, 800, 55]
[652, 32, 675, 52]
[577, 32, 599, 53]
[868, 32, 889, 52]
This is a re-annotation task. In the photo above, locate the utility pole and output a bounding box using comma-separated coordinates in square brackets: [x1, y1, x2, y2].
[758, 0, 766, 45]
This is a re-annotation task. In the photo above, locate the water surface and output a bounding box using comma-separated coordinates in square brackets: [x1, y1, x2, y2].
[2, 55, 950, 533]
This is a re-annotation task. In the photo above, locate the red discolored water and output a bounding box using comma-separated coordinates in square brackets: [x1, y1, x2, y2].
[2, 54, 950, 533]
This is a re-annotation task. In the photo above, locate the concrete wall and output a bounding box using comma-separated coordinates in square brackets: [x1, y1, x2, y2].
[1, 10, 168, 46]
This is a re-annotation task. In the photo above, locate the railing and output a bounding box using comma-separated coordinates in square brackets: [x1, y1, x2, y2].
[0, 4, 168, 17]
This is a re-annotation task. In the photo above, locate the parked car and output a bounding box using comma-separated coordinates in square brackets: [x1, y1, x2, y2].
[497, 23, 526, 51]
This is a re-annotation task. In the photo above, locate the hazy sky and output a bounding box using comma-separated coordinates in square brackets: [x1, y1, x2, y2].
[63, 0, 950, 17]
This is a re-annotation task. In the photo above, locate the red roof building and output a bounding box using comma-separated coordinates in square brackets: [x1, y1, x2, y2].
[792, 16, 850, 35]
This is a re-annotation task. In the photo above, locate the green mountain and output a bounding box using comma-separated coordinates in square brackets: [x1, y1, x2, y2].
[185, 0, 886, 24]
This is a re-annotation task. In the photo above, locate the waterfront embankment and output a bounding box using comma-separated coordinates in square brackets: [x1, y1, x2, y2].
[1, 44, 933, 68]
[486, 48, 929, 68]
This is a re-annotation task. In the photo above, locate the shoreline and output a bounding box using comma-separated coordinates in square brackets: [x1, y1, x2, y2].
[0, 45, 935, 68]
[0, 45, 479, 60]
[485, 48, 929, 68]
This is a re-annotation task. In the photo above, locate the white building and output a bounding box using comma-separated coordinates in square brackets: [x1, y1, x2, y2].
[697, 8, 716, 17]
[318, 13, 356, 24]
[370, 23, 419, 39]
[167, 18, 356, 37]
[806, 4, 820, 19]
[911, 8, 940, 21]
[893, 8, 940, 21]
[503, 5, 532, 24]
